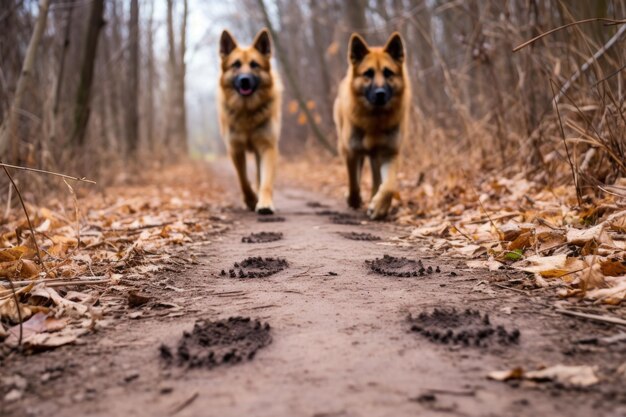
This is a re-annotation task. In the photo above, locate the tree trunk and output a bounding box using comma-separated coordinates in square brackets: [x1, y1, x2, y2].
[145, 0, 156, 153]
[165, 0, 178, 157]
[344, 0, 367, 32]
[126, 0, 140, 155]
[177, 0, 188, 155]
[0, 0, 50, 163]
[72, 0, 105, 146]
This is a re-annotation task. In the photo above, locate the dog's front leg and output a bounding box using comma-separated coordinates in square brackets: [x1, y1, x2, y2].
[230, 147, 258, 211]
[368, 153, 398, 220]
[256, 145, 277, 215]
[345, 152, 364, 209]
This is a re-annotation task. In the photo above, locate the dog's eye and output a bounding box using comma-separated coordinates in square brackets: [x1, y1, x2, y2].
[383, 67, 395, 78]
[363, 69, 375, 78]
[250, 60, 260, 69]
[232, 60, 242, 69]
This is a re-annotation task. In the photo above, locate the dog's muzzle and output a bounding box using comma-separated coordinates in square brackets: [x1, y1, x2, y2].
[234, 74, 259, 97]
[366, 85, 392, 107]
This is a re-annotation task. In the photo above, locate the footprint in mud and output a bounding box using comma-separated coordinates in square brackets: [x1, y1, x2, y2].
[340, 231, 381, 241]
[257, 216, 286, 223]
[407, 308, 520, 348]
[330, 213, 363, 225]
[160, 317, 271, 369]
[366, 255, 440, 277]
[221, 256, 289, 278]
[241, 232, 283, 243]
[315, 209, 342, 216]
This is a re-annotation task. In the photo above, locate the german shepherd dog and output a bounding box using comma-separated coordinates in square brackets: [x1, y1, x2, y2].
[218, 29, 282, 214]
[334, 32, 410, 219]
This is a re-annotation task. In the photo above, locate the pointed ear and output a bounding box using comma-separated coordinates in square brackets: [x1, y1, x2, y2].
[253, 28, 271, 56]
[220, 30, 237, 58]
[384, 32, 404, 62]
[349, 33, 369, 64]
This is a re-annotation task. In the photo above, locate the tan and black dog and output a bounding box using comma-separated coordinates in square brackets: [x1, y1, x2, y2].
[334, 32, 411, 219]
[217, 29, 282, 214]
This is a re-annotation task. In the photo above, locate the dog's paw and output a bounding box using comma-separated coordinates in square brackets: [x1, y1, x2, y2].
[347, 193, 362, 209]
[255, 198, 275, 215]
[368, 191, 393, 220]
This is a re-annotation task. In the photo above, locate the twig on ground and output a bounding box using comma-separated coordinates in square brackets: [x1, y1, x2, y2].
[555, 309, 626, 327]
[169, 391, 199, 416]
[492, 282, 530, 296]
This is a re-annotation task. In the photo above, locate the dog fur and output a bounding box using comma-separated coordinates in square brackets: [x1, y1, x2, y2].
[217, 29, 282, 214]
[333, 32, 411, 219]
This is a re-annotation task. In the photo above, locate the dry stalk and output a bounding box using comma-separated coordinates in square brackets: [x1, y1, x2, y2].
[0, 162, 96, 184]
[549, 80, 583, 206]
[2, 165, 48, 274]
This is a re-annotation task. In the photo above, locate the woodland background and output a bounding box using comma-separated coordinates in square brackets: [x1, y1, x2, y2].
[0, 0, 624, 196]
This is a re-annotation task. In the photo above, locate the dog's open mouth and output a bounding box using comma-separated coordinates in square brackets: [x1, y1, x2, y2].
[238, 87, 254, 96]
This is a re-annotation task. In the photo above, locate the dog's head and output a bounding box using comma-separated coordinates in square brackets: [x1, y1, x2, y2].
[219, 29, 273, 97]
[348, 32, 406, 108]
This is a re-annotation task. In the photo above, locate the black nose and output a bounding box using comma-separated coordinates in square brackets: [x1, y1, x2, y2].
[239, 75, 252, 89]
[374, 88, 388, 105]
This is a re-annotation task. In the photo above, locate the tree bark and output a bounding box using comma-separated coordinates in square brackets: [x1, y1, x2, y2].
[145, 0, 156, 152]
[126, 0, 140, 155]
[177, 0, 188, 155]
[71, 0, 105, 146]
[0, 0, 50, 163]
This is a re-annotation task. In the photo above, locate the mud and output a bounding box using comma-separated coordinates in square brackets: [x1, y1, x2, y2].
[257, 216, 286, 223]
[160, 317, 271, 369]
[407, 308, 520, 348]
[315, 209, 342, 216]
[241, 232, 283, 243]
[339, 231, 381, 241]
[221, 256, 289, 278]
[366, 254, 439, 277]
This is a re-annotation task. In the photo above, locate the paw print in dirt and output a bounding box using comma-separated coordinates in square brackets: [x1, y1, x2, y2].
[221, 256, 289, 278]
[366, 255, 440, 277]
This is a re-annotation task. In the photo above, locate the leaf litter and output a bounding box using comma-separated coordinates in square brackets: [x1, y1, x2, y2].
[0, 164, 228, 352]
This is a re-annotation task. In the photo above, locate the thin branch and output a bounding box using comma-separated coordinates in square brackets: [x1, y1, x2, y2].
[0, 162, 96, 184]
[513, 18, 626, 52]
[7, 277, 23, 347]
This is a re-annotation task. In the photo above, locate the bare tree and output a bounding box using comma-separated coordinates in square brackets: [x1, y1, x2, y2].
[0, 0, 51, 163]
[126, 0, 140, 155]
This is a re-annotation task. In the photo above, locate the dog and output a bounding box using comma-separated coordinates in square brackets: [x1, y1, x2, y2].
[333, 32, 411, 219]
[217, 28, 282, 214]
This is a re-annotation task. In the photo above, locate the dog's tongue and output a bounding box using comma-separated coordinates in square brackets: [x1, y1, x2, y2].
[239, 87, 253, 96]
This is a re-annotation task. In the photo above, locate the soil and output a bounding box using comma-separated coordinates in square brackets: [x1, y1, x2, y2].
[160, 317, 271, 368]
[241, 232, 283, 244]
[339, 232, 381, 241]
[407, 308, 520, 348]
[330, 213, 363, 225]
[2, 160, 626, 417]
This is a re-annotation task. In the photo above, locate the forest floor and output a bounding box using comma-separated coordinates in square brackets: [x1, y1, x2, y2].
[1, 159, 626, 417]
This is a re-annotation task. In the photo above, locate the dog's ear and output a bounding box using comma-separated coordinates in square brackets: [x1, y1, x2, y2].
[220, 30, 237, 58]
[349, 33, 369, 64]
[384, 32, 404, 62]
[253, 28, 272, 56]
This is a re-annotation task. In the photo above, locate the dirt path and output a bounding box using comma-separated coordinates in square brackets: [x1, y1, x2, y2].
[2, 168, 625, 417]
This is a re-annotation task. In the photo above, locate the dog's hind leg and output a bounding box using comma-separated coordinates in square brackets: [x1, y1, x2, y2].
[254, 150, 262, 190]
[256, 145, 277, 215]
[230, 148, 258, 211]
